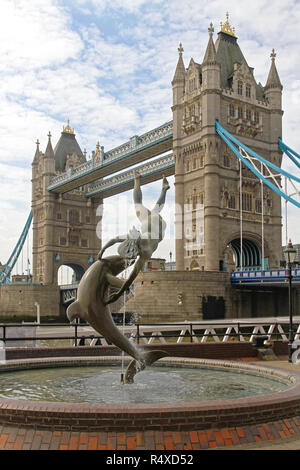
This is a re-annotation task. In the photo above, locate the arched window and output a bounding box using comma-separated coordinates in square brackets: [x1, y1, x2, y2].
[237, 81, 243, 95]
[246, 85, 251, 98]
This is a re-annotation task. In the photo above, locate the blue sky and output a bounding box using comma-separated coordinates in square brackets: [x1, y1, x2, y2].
[0, 0, 300, 270]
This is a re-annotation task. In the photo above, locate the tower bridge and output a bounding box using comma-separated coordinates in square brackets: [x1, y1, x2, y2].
[0, 14, 300, 322]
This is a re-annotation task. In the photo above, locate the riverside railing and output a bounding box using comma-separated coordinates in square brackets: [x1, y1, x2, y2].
[0, 319, 299, 348]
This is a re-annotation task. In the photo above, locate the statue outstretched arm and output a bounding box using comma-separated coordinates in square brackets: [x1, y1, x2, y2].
[98, 235, 127, 259]
[104, 256, 146, 304]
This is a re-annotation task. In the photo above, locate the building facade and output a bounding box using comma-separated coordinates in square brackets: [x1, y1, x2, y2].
[172, 15, 283, 272]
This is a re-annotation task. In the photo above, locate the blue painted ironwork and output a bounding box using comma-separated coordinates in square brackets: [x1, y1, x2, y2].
[48, 120, 173, 192]
[231, 268, 300, 285]
[216, 121, 300, 208]
[0, 211, 32, 285]
[279, 138, 300, 170]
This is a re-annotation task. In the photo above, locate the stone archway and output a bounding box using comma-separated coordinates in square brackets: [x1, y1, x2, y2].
[228, 238, 262, 271]
[57, 262, 85, 285]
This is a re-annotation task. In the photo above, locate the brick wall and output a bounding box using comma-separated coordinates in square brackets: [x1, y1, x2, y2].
[5, 342, 258, 361]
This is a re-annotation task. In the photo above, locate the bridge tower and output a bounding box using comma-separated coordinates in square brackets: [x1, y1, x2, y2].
[173, 14, 283, 272]
[31, 122, 102, 285]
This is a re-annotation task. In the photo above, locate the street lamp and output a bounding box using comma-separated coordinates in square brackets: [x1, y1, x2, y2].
[284, 239, 297, 362]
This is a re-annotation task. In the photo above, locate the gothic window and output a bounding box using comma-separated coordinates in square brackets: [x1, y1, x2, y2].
[228, 195, 236, 209]
[85, 216, 91, 223]
[192, 158, 196, 170]
[246, 85, 251, 98]
[56, 213, 62, 220]
[255, 199, 262, 213]
[81, 239, 88, 248]
[199, 155, 204, 167]
[241, 193, 253, 212]
[199, 193, 204, 205]
[246, 109, 251, 120]
[237, 81, 243, 95]
[186, 160, 190, 172]
[254, 111, 259, 123]
[224, 155, 230, 167]
[69, 210, 79, 224]
[192, 195, 197, 210]
[60, 237, 66, 246]
[229, 104, 235, 117]
[238, 106, 243, 119]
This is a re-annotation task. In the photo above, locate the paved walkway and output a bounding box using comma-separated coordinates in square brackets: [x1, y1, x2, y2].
[0, 359, 300, 451]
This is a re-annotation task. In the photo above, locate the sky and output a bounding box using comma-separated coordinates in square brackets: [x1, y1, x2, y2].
[0, 0, 300, 276]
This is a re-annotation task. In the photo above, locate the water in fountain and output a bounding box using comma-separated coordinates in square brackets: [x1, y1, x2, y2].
[0, 364, 290, 404]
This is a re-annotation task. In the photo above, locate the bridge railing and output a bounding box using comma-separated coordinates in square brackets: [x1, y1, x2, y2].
[48, 120, 173, 189]
[231, 269, 300, 284]
[86, 153, 174, 196]
[0, 319, 299, 348]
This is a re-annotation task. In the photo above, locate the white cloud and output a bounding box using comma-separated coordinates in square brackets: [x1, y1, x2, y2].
[0, 0, 300, 271]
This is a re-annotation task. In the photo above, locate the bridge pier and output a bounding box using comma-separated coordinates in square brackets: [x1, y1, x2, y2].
[0, 284, 61, 322]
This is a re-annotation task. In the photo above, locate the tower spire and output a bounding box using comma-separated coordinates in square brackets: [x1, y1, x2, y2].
[202, 23, 218, 66]
[33, 138, 41, 163]
[45, 131, 54, 158]
[172, 42, 186, 84]
[265, 49, 282, 90]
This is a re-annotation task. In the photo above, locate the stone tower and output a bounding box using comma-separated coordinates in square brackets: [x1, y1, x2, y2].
[173, 14, 283, 272]
[31, 122, 102, 285]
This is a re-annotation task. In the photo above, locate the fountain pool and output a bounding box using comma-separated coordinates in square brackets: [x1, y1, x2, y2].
[0, 356, 299, 432]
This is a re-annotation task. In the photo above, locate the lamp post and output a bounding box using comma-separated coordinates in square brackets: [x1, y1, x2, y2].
[284, 239, 297, 362]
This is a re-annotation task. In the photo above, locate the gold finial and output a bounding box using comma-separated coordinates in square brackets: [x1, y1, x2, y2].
[63, 119, 74, 134]
[178, 42, 184, 55]
[220, 12, 236, 37]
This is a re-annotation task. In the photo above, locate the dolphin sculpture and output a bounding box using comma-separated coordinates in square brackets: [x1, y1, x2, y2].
[66, 255, 167, 383]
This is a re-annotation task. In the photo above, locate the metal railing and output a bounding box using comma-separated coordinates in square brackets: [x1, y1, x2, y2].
[0, 319, 299, 348]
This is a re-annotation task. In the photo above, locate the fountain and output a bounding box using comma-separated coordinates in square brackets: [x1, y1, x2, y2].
[0, 173, 300, 433]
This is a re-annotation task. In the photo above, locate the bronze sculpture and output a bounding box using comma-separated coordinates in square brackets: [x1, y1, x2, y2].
[67, 172, 170, 383]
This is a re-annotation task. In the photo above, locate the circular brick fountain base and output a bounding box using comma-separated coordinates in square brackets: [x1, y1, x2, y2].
[0, 357, 299, 432]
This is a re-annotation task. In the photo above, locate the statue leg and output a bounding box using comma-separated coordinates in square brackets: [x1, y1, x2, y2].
[152, 175, 170, 213]
[133, 171, 150, 222]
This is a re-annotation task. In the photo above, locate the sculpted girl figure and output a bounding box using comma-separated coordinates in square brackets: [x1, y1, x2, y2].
[98, 171, 170, 304]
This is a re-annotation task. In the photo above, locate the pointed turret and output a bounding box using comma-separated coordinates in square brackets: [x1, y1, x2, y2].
[264, 49, 283, 142]
[265, 49, 282, 91]
[201, 23, 220, 92]
[172, 43, 186, 108]
[172, 43, 186, 83]
[44, 132, 55, 159]
[32, 139, 41, 164]
[202, 23, 219, 66]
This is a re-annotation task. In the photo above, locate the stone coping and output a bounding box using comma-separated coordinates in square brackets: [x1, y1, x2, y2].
[0, 356, 299, 432]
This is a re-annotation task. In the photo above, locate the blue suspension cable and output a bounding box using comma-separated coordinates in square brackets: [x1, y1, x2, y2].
[278, 138, 300, 170]
[0, 211, 33, 284]
[216, 121, 300, 209]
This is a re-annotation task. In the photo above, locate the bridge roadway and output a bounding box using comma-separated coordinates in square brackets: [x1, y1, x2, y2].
[47, 120, 173, 194]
